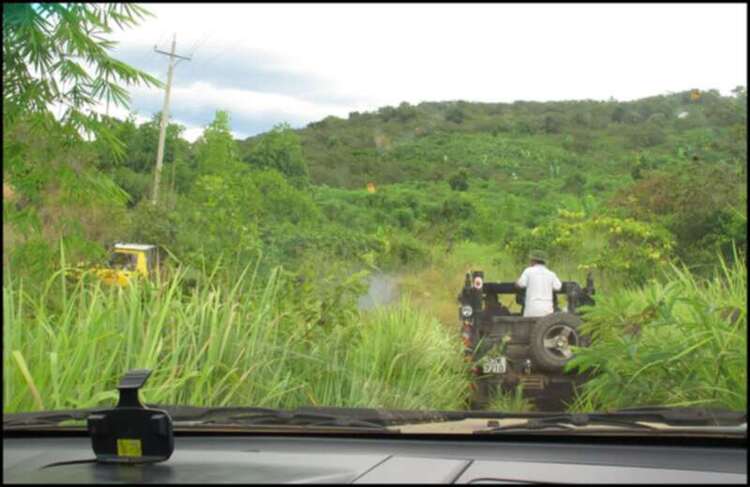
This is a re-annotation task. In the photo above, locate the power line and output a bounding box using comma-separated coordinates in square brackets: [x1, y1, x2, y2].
[188, 30, 211, 58]
[190, 33, 245, 72]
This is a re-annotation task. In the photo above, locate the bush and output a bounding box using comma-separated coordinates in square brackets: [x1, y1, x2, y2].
[562, 172, 587, 196]
[562, 132, 594, 153]
[111, 166, 151, 206]
[244, 122, 310, 187]
[611, 163, 747, 268]
[395, 208, 415, 230]
[446, 106, 465, 124]
[507, 210, 674, 285]
[448, 169, 469, 191]
[437, 197, 476, 221]
[568, 256, 746, 412]
[129, 200, 178, 248]
[386, 232, 430, 265]
[625, 123, 666, 149]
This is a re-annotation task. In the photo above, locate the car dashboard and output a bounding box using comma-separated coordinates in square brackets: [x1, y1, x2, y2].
[3, 433, 746, 483]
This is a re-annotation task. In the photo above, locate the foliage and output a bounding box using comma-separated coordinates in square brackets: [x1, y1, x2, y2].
[244, 122, 310, 187]
[448, 168, 469, 191]
[612, 162, 747, 269]
[3, 3, 160, 156]
[94, 113, 189, 173]
[178, 171, 262, 264]
[625, 122, 666, 149]
[195, 110, 241, 175]
[445, 106, 465, 124]
[3, 262, 468, 412]
[507, 210, 674, 285]
[567, 255, 746, 411]
[486, 385, 536, 413]
[2, 13, 747, 418]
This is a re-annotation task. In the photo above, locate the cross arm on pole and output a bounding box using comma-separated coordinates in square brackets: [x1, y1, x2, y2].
[154, 48, 192, 61]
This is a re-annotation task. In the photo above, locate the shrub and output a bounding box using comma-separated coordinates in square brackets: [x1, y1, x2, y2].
[448, 169, 469, 191]
[507, 210, 674, 285]
[568, 256, 746, 412]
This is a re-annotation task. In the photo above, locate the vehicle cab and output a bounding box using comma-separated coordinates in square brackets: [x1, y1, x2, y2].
[96, 243, 159, 287]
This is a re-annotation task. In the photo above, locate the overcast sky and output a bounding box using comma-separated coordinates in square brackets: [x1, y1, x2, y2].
[107, 3, 747, 141]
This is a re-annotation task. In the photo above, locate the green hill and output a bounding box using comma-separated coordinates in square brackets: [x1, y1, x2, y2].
[4, 89, 747, 286]
[234, 90, 746, 273]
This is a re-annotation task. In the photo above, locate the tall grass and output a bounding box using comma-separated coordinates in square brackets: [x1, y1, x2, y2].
[5, 244, 744, 414]
[3, 262, 468, 413]
[486, 385, 536, 413]
[567, 254, 746, 412]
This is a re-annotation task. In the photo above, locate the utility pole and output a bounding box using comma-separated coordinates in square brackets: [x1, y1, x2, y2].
[152, 34, 191, 205]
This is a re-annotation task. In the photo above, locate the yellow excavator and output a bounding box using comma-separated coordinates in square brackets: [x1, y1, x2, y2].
[69, 243, 161, 287]
[96, 243, 160, 287]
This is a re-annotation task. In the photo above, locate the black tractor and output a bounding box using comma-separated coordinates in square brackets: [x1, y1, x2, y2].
[458, 270, 596, 411]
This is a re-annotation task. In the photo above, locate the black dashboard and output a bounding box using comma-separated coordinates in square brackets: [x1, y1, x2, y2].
[3, 433, 746, 483]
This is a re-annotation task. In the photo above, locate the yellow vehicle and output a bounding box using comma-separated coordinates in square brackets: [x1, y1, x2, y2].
[94, 243, 160, 287]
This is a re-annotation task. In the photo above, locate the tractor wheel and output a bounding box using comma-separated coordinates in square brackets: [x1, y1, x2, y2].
[529, 312, 583, 373]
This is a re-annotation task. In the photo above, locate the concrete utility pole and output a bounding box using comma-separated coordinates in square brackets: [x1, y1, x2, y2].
[152, 34, 191, 205]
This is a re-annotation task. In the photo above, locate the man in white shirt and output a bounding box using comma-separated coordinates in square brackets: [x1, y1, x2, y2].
[515, 250, 562, 317]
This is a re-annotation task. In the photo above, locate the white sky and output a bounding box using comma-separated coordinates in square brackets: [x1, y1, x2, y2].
[106, 3, 747, 141]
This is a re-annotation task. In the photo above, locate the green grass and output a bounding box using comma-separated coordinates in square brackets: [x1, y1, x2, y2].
[567, 253, 746, 412]
[3, 262, 469, 413]
[486, 385, 536, 413]
[4, 243, 745, 415]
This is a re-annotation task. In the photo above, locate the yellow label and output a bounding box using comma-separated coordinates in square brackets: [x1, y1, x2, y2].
[117, 438, 142, 457]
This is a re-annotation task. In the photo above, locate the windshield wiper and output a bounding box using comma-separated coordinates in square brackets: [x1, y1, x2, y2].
[3, 409, 94, 428]
[168, 406, 389, 429]
[473, 408, 747, 434]
[475, 413, 661, 433]
[605, 406, 747, 425]
[6, 406, 744, 433]
[3, 406, 394, 431]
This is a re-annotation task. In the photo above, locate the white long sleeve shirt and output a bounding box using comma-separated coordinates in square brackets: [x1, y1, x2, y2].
[516, 264, 562, 317]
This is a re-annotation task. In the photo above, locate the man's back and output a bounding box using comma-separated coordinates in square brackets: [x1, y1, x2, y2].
[516, 264, 562, 317]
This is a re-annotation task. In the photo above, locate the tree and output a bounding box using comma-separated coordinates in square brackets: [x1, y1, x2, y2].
[195, 110, 241, 175]
[245, 122, 309, 187]
[92, 114, 139, 171]
[625, 122, 665, 149]
[3, 3, 161, 156]
[611, 163, 747, 266]
[395, 101, 418, 122]
[94, 112, 187, 174]
[543, 113, 563, 134]
[562, 131, 593, 153]
[3, 3, 160, 273]
[377, 106, 397, 122]
[446, 106, 465, 124]
[611, 105, 627, 123]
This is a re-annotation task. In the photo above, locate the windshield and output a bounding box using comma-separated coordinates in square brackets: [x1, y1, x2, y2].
[108, 253, 136, 271]
[3, 3, 747, 435]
